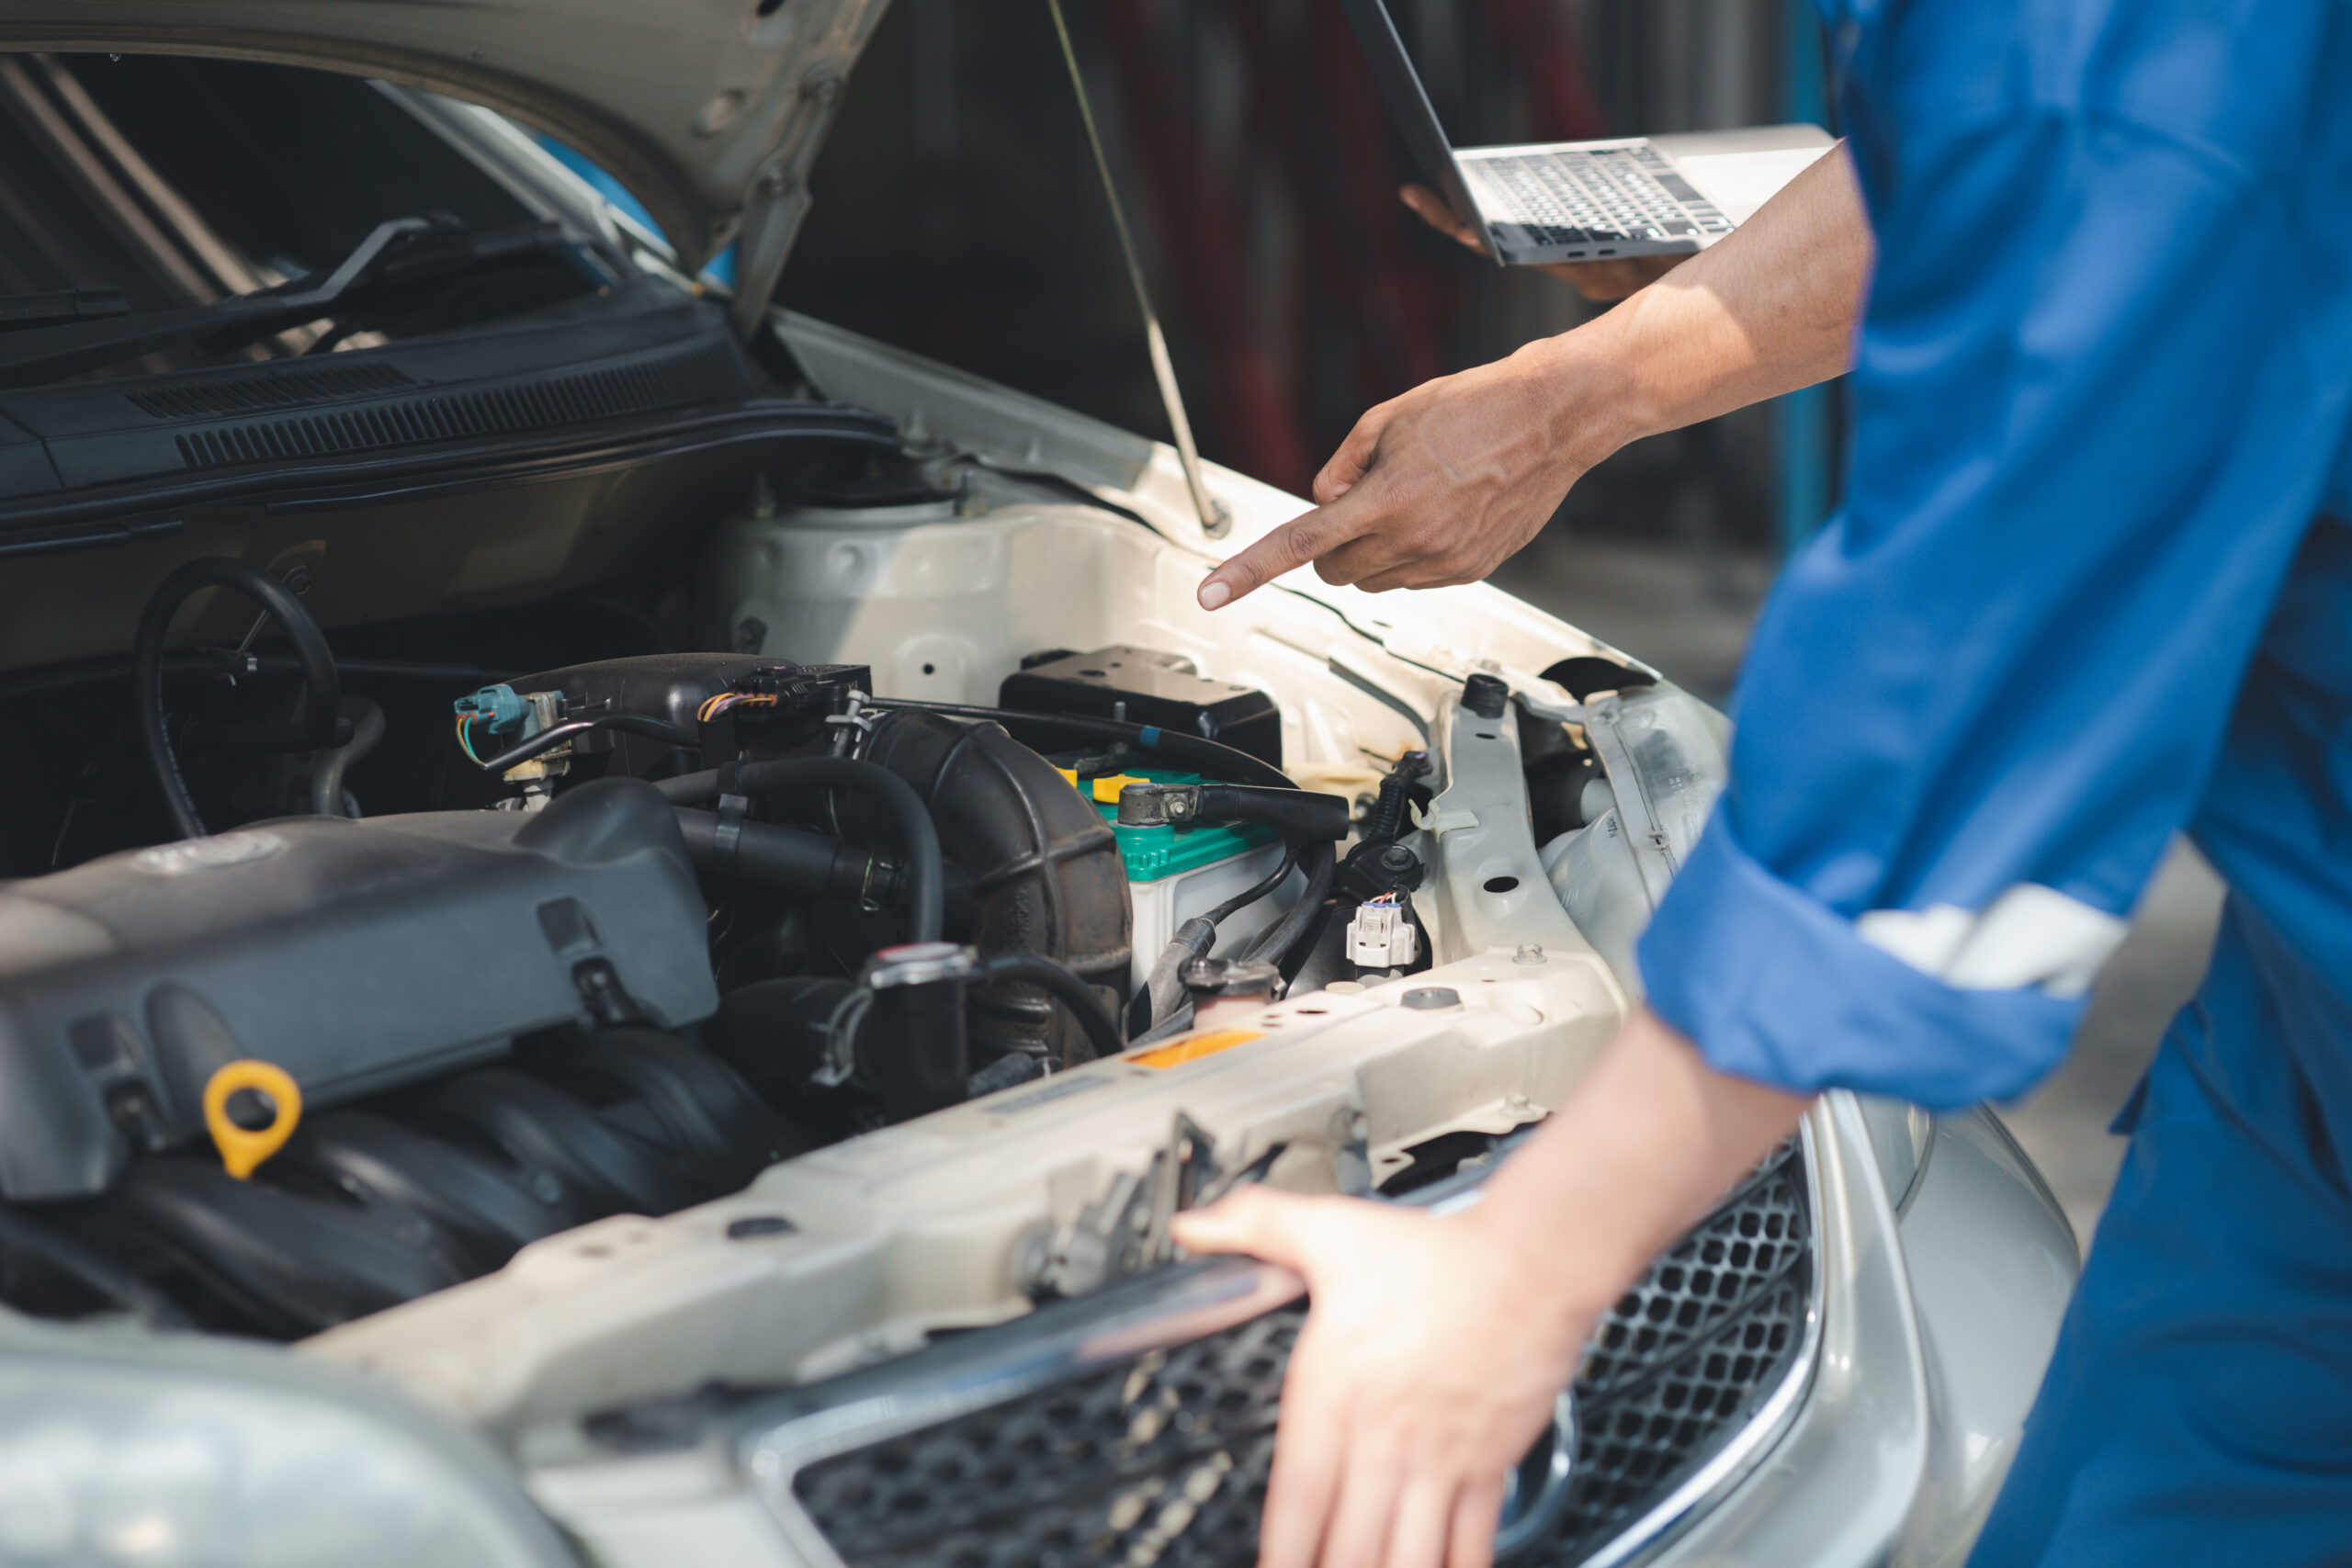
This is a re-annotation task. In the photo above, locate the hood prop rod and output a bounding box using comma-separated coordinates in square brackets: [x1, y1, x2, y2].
[1045, 0, 1231, 541]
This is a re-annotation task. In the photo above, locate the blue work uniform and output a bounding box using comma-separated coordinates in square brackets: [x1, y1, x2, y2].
[1633, 0, 2352, 1560]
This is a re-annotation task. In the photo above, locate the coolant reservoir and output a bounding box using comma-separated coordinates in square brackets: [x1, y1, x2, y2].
[699, 477, 1014, 704]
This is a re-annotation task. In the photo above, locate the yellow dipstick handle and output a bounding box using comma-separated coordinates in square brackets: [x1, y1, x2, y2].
[203, 1060, 302, 1180]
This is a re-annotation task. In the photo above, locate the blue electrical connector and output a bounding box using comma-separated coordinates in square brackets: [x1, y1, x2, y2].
[453, 683, 536, 735]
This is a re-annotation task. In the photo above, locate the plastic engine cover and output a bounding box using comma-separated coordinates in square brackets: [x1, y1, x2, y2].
[0, 779, 716, 1201]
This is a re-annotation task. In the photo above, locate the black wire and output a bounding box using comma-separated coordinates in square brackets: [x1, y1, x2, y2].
[1243, 841, 1336, 966]
[861, 698, 1293, 790]
[1205, 844, 1298, 925]
[469, 713, 700, 773]
[974, 952, 1125, 1059]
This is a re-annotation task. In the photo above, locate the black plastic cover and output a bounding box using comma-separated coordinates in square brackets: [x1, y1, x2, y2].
[0, 296, 755, 509]
[1000, 646, 1282, 767]
[0, 779, 716, 1201]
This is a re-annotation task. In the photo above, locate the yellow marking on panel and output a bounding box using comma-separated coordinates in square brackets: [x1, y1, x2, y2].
[1129, 1028, 1264, 1069]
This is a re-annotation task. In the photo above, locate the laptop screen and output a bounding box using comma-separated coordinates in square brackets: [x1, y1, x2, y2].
[1334, 0, 1481, 229]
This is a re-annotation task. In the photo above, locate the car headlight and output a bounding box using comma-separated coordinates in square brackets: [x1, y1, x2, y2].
[0, 1320, 573, 1568]
[1524, 682, 1731, 992]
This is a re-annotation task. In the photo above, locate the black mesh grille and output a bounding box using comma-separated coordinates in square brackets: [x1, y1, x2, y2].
[171, 337, 745, 470]
[127, 360, 414, 418]
[1537, 1156, 1811, 1563]
[793, 1145, 1811, 1567]
[794, 1311, 1294, 1568]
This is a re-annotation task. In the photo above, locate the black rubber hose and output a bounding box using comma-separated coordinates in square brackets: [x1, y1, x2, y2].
[469, 713, 699, 773]
[1195, 784, 1350, 841]
[862, 698, 1292, 790]
[657, 758, 944, 942]
[309, 695, 385, 818]
[974, 952, 1125, 1059]
[133, 556, 342, 840]
[672, 808, 887, 903]
[0, 1204, 190, 1330]
[1244, 840, 1337, 966]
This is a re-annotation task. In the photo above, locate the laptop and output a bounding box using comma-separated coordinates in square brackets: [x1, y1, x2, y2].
[1340, 0, 1835, 266]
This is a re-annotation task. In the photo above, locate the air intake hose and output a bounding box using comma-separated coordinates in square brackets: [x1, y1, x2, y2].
[861, 709, 1132, 1068]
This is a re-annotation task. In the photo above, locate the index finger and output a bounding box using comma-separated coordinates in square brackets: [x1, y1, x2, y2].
[1197, 497, 1374, 611]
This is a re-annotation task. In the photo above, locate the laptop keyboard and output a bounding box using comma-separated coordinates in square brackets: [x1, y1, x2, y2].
[1476, 144, 1733, 247]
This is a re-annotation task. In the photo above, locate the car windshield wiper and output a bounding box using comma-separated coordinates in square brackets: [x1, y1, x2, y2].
[0, 288, 130, 334]
[0, 216, 589, 389]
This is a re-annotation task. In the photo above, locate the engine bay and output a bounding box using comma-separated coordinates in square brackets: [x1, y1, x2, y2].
[0, 436, 1706, 1443]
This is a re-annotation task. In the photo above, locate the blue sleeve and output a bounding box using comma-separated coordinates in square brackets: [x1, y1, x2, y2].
[1635, 72, 2352, 1107]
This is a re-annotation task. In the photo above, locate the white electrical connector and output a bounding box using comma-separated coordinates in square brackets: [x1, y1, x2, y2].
[1346, 894, 1418, 969]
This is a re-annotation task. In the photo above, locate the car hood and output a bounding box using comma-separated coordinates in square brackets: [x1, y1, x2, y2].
[0, 0, 889, 325]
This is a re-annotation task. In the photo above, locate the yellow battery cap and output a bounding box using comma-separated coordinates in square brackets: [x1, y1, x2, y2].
[1091, 773, 1148, 804]
[203, 1059, 303, 1180]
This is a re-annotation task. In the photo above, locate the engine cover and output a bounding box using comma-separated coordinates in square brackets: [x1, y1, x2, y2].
[0, 779, 715, 1201]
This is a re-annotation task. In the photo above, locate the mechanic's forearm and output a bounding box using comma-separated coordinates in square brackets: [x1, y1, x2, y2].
[1464, 1007, 1815, 1314]
[1530, 145, 1871, 460]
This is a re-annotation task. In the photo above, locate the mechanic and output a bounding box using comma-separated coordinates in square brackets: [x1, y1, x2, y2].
[1177, 3, 2352, 1566]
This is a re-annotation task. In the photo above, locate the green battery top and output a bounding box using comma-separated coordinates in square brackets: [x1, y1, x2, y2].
[1070, 766, 1279, 883]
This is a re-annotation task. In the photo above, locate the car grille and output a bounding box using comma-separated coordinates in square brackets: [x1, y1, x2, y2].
[788, 1142, 1812, 1567]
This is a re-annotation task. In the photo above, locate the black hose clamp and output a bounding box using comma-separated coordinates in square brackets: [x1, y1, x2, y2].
[856, 854, 895, 915]
[710, 759, 749, 882]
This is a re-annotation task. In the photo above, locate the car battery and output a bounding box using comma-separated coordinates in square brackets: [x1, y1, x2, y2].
[1057, 764, 1301, 991]
[1001, 646, 1282, 767]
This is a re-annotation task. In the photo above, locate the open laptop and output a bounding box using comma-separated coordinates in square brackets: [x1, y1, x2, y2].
[1340, 0, 1835, 266]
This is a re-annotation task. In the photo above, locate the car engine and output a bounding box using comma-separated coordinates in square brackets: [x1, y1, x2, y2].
[0, 525, 1398, 1340]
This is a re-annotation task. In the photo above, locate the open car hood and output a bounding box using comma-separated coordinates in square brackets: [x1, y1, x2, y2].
[0, 0, 889, 330]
